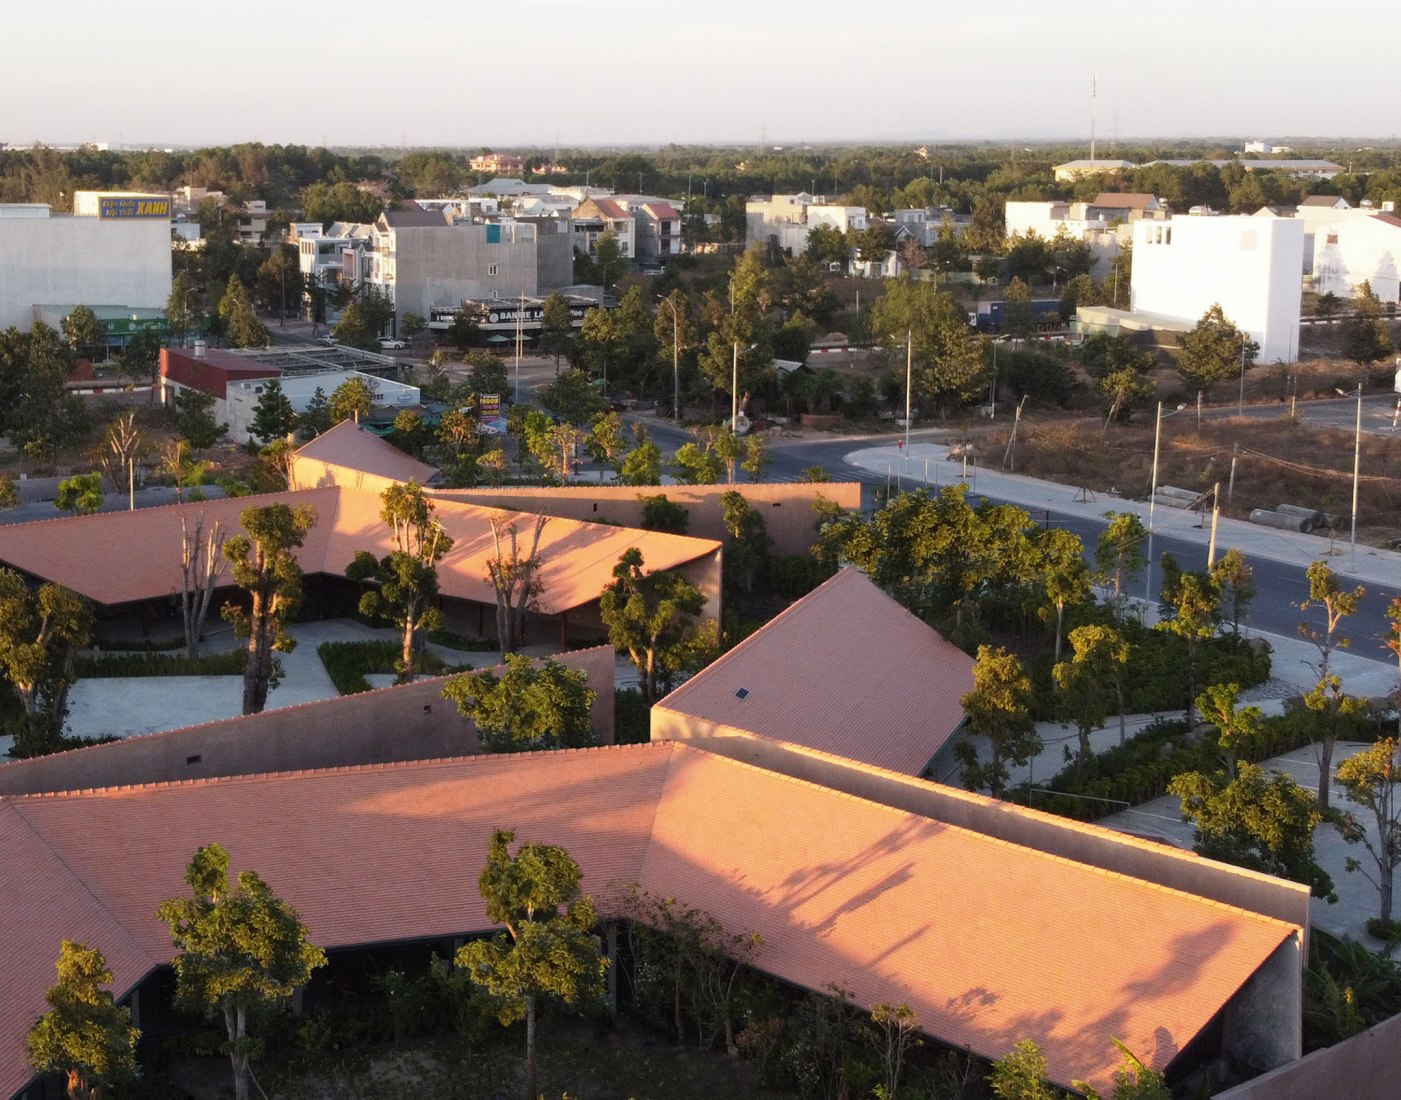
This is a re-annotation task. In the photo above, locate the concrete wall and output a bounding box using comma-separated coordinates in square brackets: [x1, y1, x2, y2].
[289, 457, 407, 497]
[649, 712, 1314, 934]
[431, 482, 862, 558]
[0, 214, 172, 330]
[1131, 216, 1304, 363]
[1313, 216, 1401, 302]
[1215, 1008, 1401, 1100]
[1222, 936, 1304, 1080]
[0, 647, 615, 797]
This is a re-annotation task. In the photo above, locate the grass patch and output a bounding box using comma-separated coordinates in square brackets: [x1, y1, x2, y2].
[318, 640, 447, 695]
[74, 649, 245, 677]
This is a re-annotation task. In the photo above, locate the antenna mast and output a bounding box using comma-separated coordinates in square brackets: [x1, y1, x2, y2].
[1090, 75, 1098, 164]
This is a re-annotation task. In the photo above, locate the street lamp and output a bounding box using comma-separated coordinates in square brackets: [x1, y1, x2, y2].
[1336, 385, 1362, 568]
[903, 327, 913, 452]
[1237, 332, 1249, 416]
[657, 295, 680, 420]
[1145, 401, 1187, 601]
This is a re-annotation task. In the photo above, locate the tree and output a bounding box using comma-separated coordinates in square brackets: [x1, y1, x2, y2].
[328, 376, 375, 424]
[1340, 281, 1394, 366]
[585, 410, 627, 479]
[485, 514, 547, 656]
[1053, 623, 1131, 759]
[467, 352, 510, 402]
[222, 503, 317, 715]
[447, 309, 480, 353]
[166, 270, 201, 344]
[55, 473, 104, 516]
[720, 489, 770, 596]
[0, 475, 17, 511]
[742, 433, 768, 482]
[989, 1039, 1059, 1100]
[217, 275, 271, 349]
[1002, 277, 1038, 341]
[346, 481, 455, 680]
[60, 305, 104, 361]
[638, 493, 689, 534]
[539, 368, 605, 425]
[954, 646, 1041, 799]
[249, 379, 297, 444]
[1210, 548, 1256, 637]
[589, 228, 629, 291]
[26, 940, 139, 1100]
[1299, 560, 1366, 809]
[1035, 526, 1090, 663]
[331, 300, 378, 351]
[161, 438, 211, 503]
[1170, 762, 1334, 900]
[179, 514, 225, 660]
[173, 388, 228, 449]
[1155, 565, 1220, 726]
[1336, 739, 1401, 926]
[600, 548, 713, 703]
[443, 654, 596, 753]
[454, 830, 607, 1100]
[869, 277, 985, 415]
[1176, 303, 1257, 395]
[620, 423, 662, 485]
[539, 292, 575, 367]
[299, 386, 331, 438]
[121, 328, 163, 402]
[0, 571, 93, 756]
[156, 844, 326, 1100]
[804, 224, 850, 268]
[1095, 511, 1146, 608]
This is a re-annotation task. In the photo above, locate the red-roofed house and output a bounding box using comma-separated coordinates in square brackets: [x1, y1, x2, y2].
[652, 567, 974, 778]
[572, 197, 636, 260]
[0, 741, 1306, 1100]
[637, 201, 682, 261]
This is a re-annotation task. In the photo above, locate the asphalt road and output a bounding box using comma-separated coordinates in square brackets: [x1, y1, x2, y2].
[632, 416, 1398, 665]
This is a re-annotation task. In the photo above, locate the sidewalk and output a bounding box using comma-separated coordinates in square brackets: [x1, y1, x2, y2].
[845, 441, 1401, 589]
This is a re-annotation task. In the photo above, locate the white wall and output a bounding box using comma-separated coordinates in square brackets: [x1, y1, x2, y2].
[0, 214, 172, 330]
[1131, 216, 1304, 363]
[1313, 216, 1401, 302]
[224, 371, 420, 443]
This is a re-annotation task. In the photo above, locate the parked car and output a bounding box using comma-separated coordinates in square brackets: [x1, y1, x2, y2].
[378, 337, 409, 350]
[317, 333, 335, 346]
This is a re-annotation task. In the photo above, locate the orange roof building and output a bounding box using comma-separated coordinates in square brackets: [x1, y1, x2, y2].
[653, 567, 974, 777]
[290, 420, 439, 492]
[0, 741, 1304, 1100]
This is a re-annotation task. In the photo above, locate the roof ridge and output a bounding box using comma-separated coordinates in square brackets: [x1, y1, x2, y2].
[0, 485, 340, 532]
[6, 741, 673, 801]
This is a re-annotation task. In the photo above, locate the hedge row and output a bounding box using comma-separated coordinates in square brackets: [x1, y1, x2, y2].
[317, 640, 446, 696]
[74, 649, 246, 678]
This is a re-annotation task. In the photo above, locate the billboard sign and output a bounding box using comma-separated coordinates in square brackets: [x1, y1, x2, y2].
[479, 393, 501, 420]
[98, 196, 171, 220]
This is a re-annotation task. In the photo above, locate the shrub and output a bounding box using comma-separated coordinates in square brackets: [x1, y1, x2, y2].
[615, 689, 651, 745]
[74, 649, 246, 677]
[764, 554, 835, 600]
[318, 640, 446, 695]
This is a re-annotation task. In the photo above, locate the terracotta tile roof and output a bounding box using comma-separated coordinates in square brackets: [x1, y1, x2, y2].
[0, 487, 720, 616]
[643, 201, 681, 221]
[291, 421, 439, 487]
[0, 743, 1298, 1098]
[1089, 192, 1157, 210]
[655, 568, 973, 773]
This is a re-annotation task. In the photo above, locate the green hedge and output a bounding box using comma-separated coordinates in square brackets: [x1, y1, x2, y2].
[1016, 708, 1321, 822]
[91, 637, 186, 653]
[318, 640, 446, 696]
[426, 629, 501, 653]
[74, 650, 246, 677]
[615, 689, 651, 745]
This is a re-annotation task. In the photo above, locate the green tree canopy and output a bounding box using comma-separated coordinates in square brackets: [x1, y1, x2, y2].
[55, 473, 104, 516]
[157, 844, 326, 1100]
[26, 940, 139, 1100]
[217, 275, 271, 349]
[600, 548, 714, 703]
[1176, 303, 1257, 395]
[60, 305, 103, 359]
[249, 378, 297, 444]
[869, 278, 986, 414]
[442, 654, 597, 753]
[0, 571, 93, 757]
[954, 646, 1041, 799]
[328, 376, 375, 424]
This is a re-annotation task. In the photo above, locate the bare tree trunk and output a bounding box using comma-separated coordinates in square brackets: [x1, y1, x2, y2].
[401, 613, 418, 682]
[1317, 735, 1335, 811]
[227, 1006, 251, 1100]
[523, 994, 537, 1100]
[243, 596, 274, 715]
[181, 516, 224, 659]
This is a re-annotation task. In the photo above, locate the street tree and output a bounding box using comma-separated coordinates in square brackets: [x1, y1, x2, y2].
[166, 270, 200, 344]
[954, 646, 1041, 799]
[442, 654, 596, 752]
[222, 503, 317, 715]
[121, 328, 163, 401]
[620, 423, 662, 485]
[1386, 596, 1401, 695]
[328, 376, 375, 424]
[742, 433, 768, 482]
[585, 410, 628, 479]
[1336, 738, 1401, 926]
[1176, 303, 1257, 396]
[1053, 623, 1131, 759]
[173, 388, 228, 449]
[1170, 762, 1334, 900]
[1001, 277, 1038, 341]
[653, 288, 695, 413]
[485, 514, 547, 656]
[539, 368, 605, 425]
[1299, 560, 1366, 809]
[0, 570, 93, 756]
[55, 473, 104, 516]
[1210, 548, 1256, 637]
[217, 276, 271, 349]
[539, 291, 575, 367]
[26, 940, 139, 1100]
[249, 379, 297, 444]
[1098, 368, 1157, 429]
[869, 277, 986, 415]
[600, 548, 713, 703]
[60, 305, 104, 361]
[1197, 682, 1264, 778]
[347, 481, 455, 680]
[589, 229, 629, 291]
[1340, 281, 1394, 366]
[179, 514, 225, 659]
[331, 300, 378, 351]
[1155, 565, 1220, 726]
[96, 411, 143, 489]
[720, 489, 770, 596]
[455, 830, 607, 1100]
[1034, 526, 1090, 663]
[157, 844, 326, 1100]
[0, 475, 17, 511]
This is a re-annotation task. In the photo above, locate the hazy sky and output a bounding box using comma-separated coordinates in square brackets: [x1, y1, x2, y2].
[4, 1, 1395, 149]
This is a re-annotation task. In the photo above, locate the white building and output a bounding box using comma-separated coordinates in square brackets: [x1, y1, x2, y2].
[224, 369, 419, 444]
[1313, 212, 1401, 303]
[1003, 195, 1164, 280]
[0, 196, 172, 331]
[1131, 215, 1304, 362]
[744, 194, 869, 256]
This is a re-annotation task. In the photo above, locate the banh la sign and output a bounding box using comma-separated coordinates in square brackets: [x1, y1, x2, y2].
[98, 197, 171, 219]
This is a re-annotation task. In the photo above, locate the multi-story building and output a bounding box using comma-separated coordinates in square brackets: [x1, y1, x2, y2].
[1313, 209, 1401, 302]
[470, 152, 526, 175]
[745, 193, 868, 256]
[1005, 194, 1166, 280]
[0, 194, 172, 331]
[572, 197, 637, 259]
[1131, 214, 1304, 362]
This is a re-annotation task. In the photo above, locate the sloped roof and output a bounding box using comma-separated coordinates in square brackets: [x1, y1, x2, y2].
[1300, 195, 1349, 208]
[642, 201, 681, 221]
[0, 742, 1298, 1099]
[379, 207, 448, 229]
[1089, 192, 1156, 210]
[656, 568, 974, 773]
[0, 486, 720, 615]
[292, 421, 439, 487]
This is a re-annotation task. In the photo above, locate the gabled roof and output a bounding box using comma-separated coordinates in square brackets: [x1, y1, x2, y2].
[0, 742, 1299, 1099]
[379, 207, 449, 229]
[0, 486, 721, 615]
[1089, 192, 1157, 211]
[655, 567, 974, 773]
[642, 201, 681, 221]
[576, 197, 630, 221]
[1300, 195, 1350, 209]
[292, 421, 439, 487]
